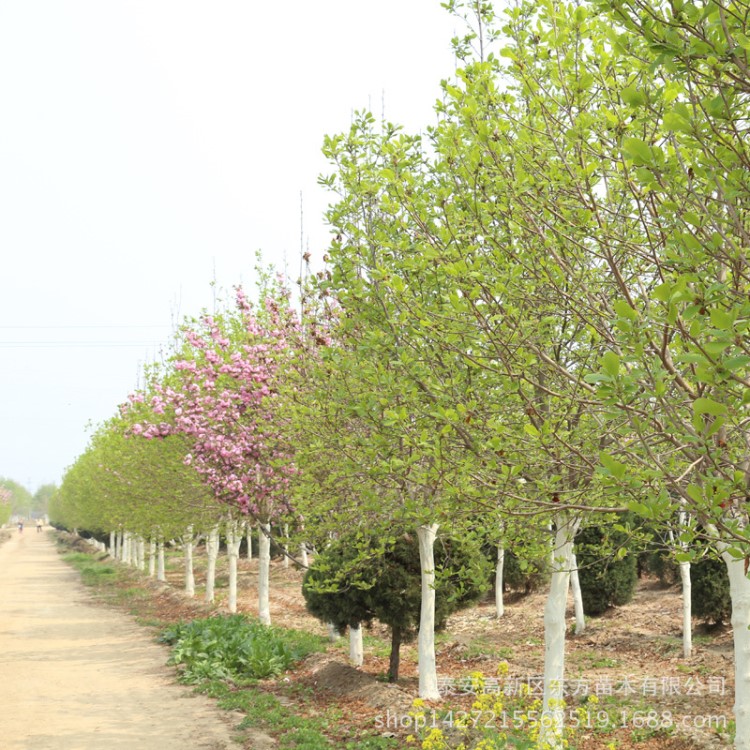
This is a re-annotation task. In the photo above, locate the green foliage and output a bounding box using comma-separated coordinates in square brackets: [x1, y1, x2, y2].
[691, 556, 731, 625]
[575, 523, 638, 616]
[158, 615, 325, 684]
[303, 530, 491, 635]
[0, 477, 33, 516]
[501, 550, 550, 595]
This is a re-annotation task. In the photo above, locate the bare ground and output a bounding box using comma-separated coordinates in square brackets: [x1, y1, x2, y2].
[0, 528, 238, 750]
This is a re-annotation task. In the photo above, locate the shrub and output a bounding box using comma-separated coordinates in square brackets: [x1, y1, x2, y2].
[303, 529, 491, 681]
[574, 523, 638, 616]
[691, 556, 731, 625]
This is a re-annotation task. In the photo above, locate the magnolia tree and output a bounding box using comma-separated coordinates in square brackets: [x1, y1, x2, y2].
[127, 284, 299, 623]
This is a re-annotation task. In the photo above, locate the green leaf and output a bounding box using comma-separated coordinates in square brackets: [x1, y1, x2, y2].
[663, 111, 692, 133]
[686, 484, 704, 503]
[601, 351, 620, 377]
[613, 299, 638, 320]
[622, 138, 652, 164]
[621, 86, 646, 106]
[599, 452, 626, 479]
[524, 423, 540, 438]
[693, 398, 727, 416]
[709, 309, 734, 330]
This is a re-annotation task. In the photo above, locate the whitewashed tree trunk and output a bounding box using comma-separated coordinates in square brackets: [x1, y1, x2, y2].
[495, 542, 505, 618]
[327, 623, 341, 642]
[539, 515, 579, 750]
[300, 543, 309, 568]
[417, 523, 440, 700]
[205, 526, 220, 603]
[227, 521, 242, 613]
[115, 529, 122, 561]
[669, 512, 693, 659]
[349, 623, 364, 667]
[570, 552, 585, 635]
[722, 550, 750, 750]
[258, 522, 271, 625]
[148, 537, 156, 577]
[157, 538, 166, 582]
[679, 559, 692, 658]
[282, 524, 290, 569]
[184, 526, 195, 597]
[123, 532, 132, 566]
[137, 536, 146, 571]
[109, 530, 116, 558]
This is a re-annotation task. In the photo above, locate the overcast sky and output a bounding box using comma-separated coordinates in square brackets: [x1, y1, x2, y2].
[0, 1, 460, 493]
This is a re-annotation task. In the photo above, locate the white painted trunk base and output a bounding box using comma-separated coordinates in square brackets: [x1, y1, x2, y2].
[723, 551, 750, 750]
[679, 560, 692, 659]
[157, 540, 166, 582]
[495, 543, 505, 619]
[539, 516, 578, 750]
[205, 526, 219, 603]
[349, 623, 364, 667]
[258, 522, 271, 625]
[227, 522, 242, 613]
[417, 523, 440, 700]
[184, 527, 195, 597]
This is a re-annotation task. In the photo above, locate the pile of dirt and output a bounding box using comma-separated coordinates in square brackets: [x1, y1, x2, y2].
[306, 655, 413, 712]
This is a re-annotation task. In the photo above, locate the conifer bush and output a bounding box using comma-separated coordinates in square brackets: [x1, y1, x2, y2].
[691, 556, 731, 625]
[302, 529, 490, 681]
[574, 523, 638, 616]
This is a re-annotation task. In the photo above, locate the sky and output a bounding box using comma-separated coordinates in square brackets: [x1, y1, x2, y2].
[0, 1, 461, 493]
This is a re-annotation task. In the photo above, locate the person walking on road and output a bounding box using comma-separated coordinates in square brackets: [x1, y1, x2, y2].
[17, 520, 23, 533]
[36, 519, 42, 533]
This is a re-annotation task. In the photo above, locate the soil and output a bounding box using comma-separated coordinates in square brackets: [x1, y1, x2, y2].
[189, 551, 736, 750]
[3, 529, 737, 750]
[0, 528, 238, 749]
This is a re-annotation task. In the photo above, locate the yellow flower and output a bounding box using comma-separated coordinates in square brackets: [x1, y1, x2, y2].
[406, 736, 415, 744]
[497, 660, 510, 676]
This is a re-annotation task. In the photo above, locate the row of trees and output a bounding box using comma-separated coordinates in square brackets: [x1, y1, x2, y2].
[0, 477, 54, 521]
[50, 0, 750, 747]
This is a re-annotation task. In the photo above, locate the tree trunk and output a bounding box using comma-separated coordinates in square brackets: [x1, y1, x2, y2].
[205, 526, 219, 603]
[258, 522, 271, 625]
[137, 536, 146, 571]
[157, 538, 166, 582]
[184, 526, 195, 597]
[670, 512, 692, 659]
[300, 542, 309, 568]
[227, 521, 242, 613]
[570, 552, 585, 635]
[148, 537, 156, 577]
[417, 523, 440, 700]
[723, 550, 750, 750]
[538, 514, 578, 750]
[495, 542, 505, 618]
[349, 623, 364, 667]
[388, 625, 402, 682]
[115, 529, 122, 561]
[679, 559, 692, 659]
[109, 530, 116, 558]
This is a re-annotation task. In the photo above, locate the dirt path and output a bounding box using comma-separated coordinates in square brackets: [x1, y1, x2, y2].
[0, 528, 238, 750]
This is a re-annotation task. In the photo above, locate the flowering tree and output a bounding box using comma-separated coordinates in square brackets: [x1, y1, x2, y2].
[128, 283, 299, 624]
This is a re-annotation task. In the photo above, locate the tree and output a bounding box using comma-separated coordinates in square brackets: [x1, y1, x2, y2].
[302, 528, 490, 681]
[126, 283, 299, 623]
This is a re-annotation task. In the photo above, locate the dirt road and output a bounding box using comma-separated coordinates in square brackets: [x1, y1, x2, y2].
[0, 528, 238, 750]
